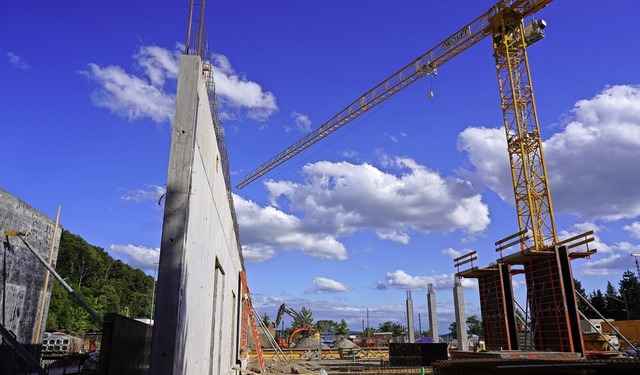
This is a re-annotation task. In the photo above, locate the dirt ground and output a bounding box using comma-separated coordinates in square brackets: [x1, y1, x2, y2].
[248, 357, 392, 375]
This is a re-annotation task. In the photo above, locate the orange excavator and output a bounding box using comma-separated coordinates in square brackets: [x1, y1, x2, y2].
[274, 303, 314, 348]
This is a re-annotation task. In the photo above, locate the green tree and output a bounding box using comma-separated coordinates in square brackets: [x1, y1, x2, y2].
[336, 319, 349, 335]
[619, 270, 640, 320]
[587, 290, 606, 319]
[449, 316, 481, 338]
[262, 313, 271, 326]
[315, 319, 336, 334]
[296, 307, 314, 327]
[574, 278, 590, 316]
[604, 281, 626, 320]
[46, 230, 155, 333]
[378, 321, 405, 335]
[449, 322, 457, 337]
[467, 315, 482, 336]
[363, 327, 377, 338]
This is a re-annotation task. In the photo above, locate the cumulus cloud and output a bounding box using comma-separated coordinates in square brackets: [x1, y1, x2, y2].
[264, 157, 490, 244]
[623, 222, 640, 238]
[342, 149, 357, 159]
[6, 52, 30, 69]
[441, 247, 467, 259]
[233, 194, 348, 260]
[457, 85, 640, 222]
[120, 185, 166, 203]
[242, 244, 278, 263]
[287, 111, 312, 132]
[305, 277, 352, 294]
[385, 270, 476, 290]
[237, 153, 490, 261]
[210, 54, 278, 121]
[457, 127, 511, 201]
[110, 244, 159, 272]
[580, 241, 640, 276]
[82, 45, 277, 124]
[81, 61, 176, 123]
[135, 45, 180, 86]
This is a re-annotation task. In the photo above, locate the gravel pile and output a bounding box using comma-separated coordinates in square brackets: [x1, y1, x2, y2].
[335, 337, 359, 349]
[293, 337, 330, 349]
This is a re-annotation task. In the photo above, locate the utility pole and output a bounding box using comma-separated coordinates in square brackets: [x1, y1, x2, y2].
[632, 254, 640, 278]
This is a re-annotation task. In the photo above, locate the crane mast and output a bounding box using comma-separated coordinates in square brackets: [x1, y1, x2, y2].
[490, 8, 557, 250]
[237, 0, 556, 250]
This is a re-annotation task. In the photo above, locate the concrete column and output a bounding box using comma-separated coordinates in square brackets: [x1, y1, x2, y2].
[427, 283, 438, 341]
[406, 291, 415, 343]
[453, 277, 469, 351]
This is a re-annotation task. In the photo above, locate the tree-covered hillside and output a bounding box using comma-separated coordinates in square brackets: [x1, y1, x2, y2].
[46, 230, 154, 335]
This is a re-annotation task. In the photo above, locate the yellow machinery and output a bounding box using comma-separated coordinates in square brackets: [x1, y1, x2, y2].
[237, 0, 557, 252]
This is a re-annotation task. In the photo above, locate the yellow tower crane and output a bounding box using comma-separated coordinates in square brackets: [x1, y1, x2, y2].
[237, 0, 555, 252]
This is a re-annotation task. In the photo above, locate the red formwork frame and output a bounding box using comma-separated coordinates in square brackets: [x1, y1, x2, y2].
[521, 246, 583, 353]
[480, 263, 519, 351]
[461, 263, 518, 351]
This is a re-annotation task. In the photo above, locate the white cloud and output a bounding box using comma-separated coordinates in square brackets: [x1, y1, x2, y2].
[305, 277, 352, 294]
[441, 247, 465, 259]
[342, 149, 357, 159]
[456, 126, 511, 201]
[457, 85, 640, 222]
[83, 46, 277, 124]
[264, 157, 490, 244]
[210, 54, 278, 121]
[6, 52, 30, 69]
[81, 62, 175, 123]
[233, 194, 348, 260]
[385, 270, 476, 290]
[109, 244, 160, 271]
[135, 45, 180, 86]
[385, 132, 406, 143]
[120, 185, 166, 203]
[241, 244, 278, 263]
[288, 111, 312, 132]
[623, 222, 640, 238]
[579, 241, 640, 276]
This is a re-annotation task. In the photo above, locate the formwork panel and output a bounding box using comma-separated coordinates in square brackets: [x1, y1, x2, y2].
[523, 253, 576, 352]
[477, 264, 517, 350]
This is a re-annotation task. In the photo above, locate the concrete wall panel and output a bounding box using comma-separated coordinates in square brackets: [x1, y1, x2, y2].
[0, 188, 60, 361]
[150, 56, 244, 375]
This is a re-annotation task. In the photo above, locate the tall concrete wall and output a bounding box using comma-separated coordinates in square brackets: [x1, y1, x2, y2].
[0, 188, 61, 355]
[150, 55, 244, 375]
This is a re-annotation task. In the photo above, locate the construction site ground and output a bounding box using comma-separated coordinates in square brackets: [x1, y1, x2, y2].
[250, 357, 426, 375]
[248, 354, 640, 375]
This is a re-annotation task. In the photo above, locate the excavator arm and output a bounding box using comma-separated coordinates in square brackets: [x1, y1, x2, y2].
[236, 0, 552, 189]
[274, 303, 305, 328]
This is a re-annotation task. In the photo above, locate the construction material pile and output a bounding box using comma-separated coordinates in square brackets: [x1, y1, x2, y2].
[292, 337, 329, 349]
[335, 337, 359, 349]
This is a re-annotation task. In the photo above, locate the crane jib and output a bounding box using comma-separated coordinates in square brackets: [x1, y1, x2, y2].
[444, 27, 471, 49]
[235, 0, 553, 189]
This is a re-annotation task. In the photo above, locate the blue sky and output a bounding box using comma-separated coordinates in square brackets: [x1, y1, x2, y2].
[2, 0, 640, 335]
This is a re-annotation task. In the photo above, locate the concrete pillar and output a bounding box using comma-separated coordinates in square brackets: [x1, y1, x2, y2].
[453, 277, 469, 351]
[427, 283, 439, 341]
[406, 291, 415, 343]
